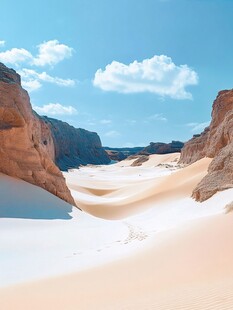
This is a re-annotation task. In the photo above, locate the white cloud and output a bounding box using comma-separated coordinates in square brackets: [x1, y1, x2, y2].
[22, 79, 42, 92]
[186, 121, 210, 133]
[93, 55, 198, 99]
[100, 119, 112, 124]
[147, 113, 167, 121]
[0, 48, 32, 65]
[19, 68, 75, 92]
[33, 103, 77, 116]
[0, 40, 73, 67]
[32, 40, 74, 67]
[0, 40, 75, 92]
[105, 130, 120, 138]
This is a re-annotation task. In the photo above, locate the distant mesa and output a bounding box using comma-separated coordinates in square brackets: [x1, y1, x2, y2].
[105, 141, 184, 166]
[138, 141, 184, 156]
[180, 89, 233, 201]
[105, 149, 127, 162]
[104, 146, 144, 162]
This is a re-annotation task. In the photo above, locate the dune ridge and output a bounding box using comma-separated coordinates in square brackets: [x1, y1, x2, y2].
[65, 154, 211, 219]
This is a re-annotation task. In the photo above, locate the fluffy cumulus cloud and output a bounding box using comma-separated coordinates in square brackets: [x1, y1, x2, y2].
[93, 55, 198, 99]
[0, 48, 32, 65]
[33, 103, 77, 116]
[32, 40, 74, 67]
[186, 121, 210, 133]
[0, 40, 73, 67]
[21, 79, 42, 92]
[19, 68, 75, 92]
[0, 40, 75, 92]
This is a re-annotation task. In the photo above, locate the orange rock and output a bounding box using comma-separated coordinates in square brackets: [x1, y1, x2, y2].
[180, 89, 233, 201]
[0, 63, 75, 206]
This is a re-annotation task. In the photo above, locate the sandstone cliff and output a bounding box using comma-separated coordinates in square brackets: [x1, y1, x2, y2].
[41, 116, 110, 171]
[180, 89, 233, 201]
[0, 63, 75, 206]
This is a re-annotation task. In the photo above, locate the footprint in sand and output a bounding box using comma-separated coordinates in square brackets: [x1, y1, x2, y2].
[122, 222, 148, 244]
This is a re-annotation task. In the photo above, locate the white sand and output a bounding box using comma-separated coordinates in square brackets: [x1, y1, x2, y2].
[0, 154, 233, 309]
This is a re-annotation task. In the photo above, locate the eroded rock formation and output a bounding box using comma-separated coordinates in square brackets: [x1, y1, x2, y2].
[104, 147, 144, 161]
[0, 63, 75, 205]
[41, 116, 110, 171]
[180, 89, 233, 201]
[105, 149, 127, 162]
[139, 141, 184, 156]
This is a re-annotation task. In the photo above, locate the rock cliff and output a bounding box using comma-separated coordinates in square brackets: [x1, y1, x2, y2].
[138, 141, 184, 155]
[0, 63, 75, 205]
[180, 89, 233, 201]
[41, 116, 110, 171]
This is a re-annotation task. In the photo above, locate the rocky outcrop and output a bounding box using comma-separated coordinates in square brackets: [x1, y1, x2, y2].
[192, 142, 233, 201]
[180, 89, 233, 201]
[138, 141, 184, 155]
[105, 149, 127, 162]
[130, 155, 149, 167]
[104, 146, 144, 159]
[104, 142, 183, 163]
[0, 63, 75, 206]
[41, 116, 110, 171]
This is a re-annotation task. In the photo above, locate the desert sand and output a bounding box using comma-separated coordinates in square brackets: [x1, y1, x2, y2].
[0, 154, 233, 309]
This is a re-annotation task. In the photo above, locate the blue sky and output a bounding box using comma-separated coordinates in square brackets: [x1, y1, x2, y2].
[0, 0, 233, 147]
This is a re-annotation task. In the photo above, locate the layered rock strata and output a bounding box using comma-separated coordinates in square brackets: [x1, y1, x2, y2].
[180, 90, 233, 201]
[0, 63, 75, 205]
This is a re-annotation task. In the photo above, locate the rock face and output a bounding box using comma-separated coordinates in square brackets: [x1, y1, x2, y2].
[41, 116, 110, 171]
[105, 149, 127, 162]
[104, 146, 144, 160]
[180, 89, 233, 201]
[139, 141, 184, 155]
[0, 63, 75, 206]
[104, 142, 183, 162]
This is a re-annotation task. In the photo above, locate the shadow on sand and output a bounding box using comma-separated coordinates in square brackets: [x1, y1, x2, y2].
[0, 174, 73, 220]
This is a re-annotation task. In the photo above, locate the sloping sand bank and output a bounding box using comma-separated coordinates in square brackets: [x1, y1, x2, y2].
[65, 154, 210, 219]
[1, 212, 233, 310]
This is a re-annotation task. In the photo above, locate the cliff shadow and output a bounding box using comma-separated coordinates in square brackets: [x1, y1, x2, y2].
[0, 174, 73, 220]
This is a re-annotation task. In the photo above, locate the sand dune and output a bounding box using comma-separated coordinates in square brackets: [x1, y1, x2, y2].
[1, 212, 233, 310]
[1, 154, 233, 309]
[65, 154, 212, 219]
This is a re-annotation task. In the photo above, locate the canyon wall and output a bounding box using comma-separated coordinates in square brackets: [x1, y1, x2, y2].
[180, 90, 233, 201]
[0, 63, 75, 205]
[42, 116, 110, 171]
